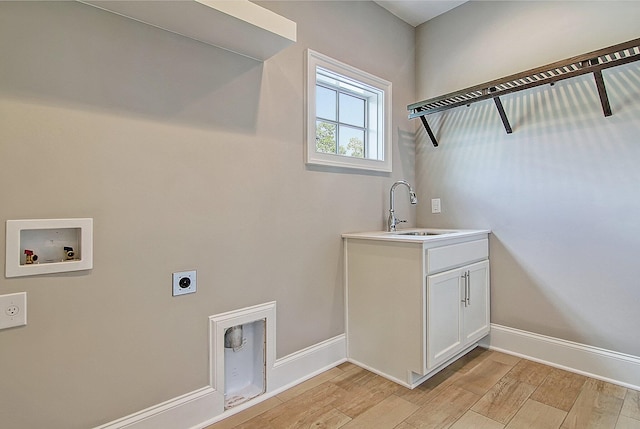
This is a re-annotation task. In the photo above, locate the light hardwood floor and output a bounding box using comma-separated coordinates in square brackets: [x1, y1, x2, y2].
[206, 348, 640, 429]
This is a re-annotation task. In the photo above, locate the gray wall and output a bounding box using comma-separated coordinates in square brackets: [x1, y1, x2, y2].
[415, 2, 640, 357]
[0, 2, 415, 428]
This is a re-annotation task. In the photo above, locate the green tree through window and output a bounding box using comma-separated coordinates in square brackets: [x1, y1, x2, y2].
[316, 123, 364, 158]
[316, 122, 336, 154]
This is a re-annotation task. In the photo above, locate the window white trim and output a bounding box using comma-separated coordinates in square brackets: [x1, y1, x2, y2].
[305, 49, 392, 172]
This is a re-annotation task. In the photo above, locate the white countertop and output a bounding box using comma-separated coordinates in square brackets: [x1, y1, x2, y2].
[341, 228, 490, 243]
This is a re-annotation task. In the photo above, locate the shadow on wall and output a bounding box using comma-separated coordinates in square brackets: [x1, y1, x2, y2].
[0, 1, 263, 132]
[397, 126, 417, 175]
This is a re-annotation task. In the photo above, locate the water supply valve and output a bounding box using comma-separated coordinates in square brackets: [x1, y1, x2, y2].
[63, 246, 75, 260]
[24, 249, 38, 264]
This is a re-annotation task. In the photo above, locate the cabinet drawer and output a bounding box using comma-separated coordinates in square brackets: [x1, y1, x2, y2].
[426, 239, 488, 274]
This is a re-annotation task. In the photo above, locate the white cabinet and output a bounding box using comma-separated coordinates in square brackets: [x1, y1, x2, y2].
[344, 232, 490, 388]
[427, 260, 489, 369]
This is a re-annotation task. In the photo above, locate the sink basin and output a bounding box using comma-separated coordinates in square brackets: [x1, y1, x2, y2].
[396, 231, 443, 236]
[393, 229, 458, 236]
[342, 228, 491, 242]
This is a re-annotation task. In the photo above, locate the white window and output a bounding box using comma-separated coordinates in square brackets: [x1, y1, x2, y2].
[305, 49, 392, 172]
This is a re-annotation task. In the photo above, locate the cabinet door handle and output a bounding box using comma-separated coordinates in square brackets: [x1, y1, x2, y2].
[461, 272, 468, 307]
[466, 270, 471, 306]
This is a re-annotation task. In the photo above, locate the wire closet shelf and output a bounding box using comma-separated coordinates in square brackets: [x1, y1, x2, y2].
[408, 38, 640, 146]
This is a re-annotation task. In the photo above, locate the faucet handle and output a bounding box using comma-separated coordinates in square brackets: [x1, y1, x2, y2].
[397, 219, 407, 225]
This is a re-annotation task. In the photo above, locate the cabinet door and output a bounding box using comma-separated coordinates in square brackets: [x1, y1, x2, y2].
[426, 269, 463, 369]
[462, 260, 490, 345]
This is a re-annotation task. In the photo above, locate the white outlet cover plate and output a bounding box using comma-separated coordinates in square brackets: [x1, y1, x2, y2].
[431, 198, 442, 214]
[0, 292, 27, 329]
[173, 270, 196, 296]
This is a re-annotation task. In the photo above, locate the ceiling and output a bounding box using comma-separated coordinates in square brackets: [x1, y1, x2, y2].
[374, 0, 467, 27]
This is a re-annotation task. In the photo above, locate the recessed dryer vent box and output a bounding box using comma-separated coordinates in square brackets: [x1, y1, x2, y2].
[5, 218, 93, 277]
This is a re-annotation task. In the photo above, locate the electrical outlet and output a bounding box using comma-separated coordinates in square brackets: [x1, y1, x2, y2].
[0, 292, 27, 330]
[431, 198, 442, 214]
[172, 270, 196, 296]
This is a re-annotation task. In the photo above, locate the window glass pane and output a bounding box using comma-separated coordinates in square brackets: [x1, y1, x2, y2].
[307, 50, 391, 171]
[316, 85, 336, 121]
[317, 67, 338, 84]
[316, 121, 337, 154]
[319, 68, 369, 96]
[338, 126, 364, 158]
[339, 93, 365, 127]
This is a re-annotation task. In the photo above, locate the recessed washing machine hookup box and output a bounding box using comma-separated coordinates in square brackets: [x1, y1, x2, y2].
[5, 218, 93, 277]
[209, 302, 276, 414]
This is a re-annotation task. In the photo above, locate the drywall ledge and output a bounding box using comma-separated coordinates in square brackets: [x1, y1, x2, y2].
[79, 0, 296, 61]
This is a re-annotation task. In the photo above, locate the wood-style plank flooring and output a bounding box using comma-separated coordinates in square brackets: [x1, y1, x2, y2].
[206, 348, 640, 429]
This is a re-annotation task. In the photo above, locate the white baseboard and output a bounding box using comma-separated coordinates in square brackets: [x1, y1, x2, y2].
[271, 334, 347, 392]
[94, 334, 347, 429]
[480, 324, 640, 390]
[93, 387, 221, 429]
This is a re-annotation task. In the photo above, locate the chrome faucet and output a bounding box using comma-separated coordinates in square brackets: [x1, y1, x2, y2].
[387, 180, 418, 232]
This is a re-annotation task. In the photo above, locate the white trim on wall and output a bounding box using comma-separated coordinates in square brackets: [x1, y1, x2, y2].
[480, 324, 640, 390]
[93, 334, 346, 429]
[271, 334, 347, 392]
[92, 387, 219, 429]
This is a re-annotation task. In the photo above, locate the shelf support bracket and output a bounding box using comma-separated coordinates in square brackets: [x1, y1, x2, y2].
[593, 70, 612, 116]
[418, 109, 439, 147]
[490, 88, 512, 134]
[589, 58, 612, 117]
[493, 96, 513, 134]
